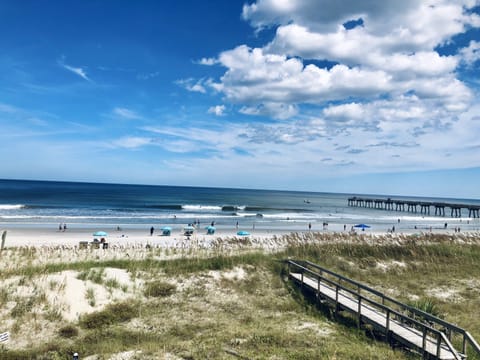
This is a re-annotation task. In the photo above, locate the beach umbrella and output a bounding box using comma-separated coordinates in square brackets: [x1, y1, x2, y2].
[161, 226, 172, 235]
[354, 224, 371, 230]
[93, 231, 108, 237]
[206, 225, 216, 234]
[237, 230, 250, 236]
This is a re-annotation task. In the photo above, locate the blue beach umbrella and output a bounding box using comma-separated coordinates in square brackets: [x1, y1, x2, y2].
[161, 226, 172, 235]
[93, 231, 108, 237]
[205, 225, 216, 234]
[237, 230, 250, 236]
[354, 224, 371, 230]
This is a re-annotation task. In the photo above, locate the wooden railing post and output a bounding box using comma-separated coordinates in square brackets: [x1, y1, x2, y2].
[357, 296, 362, 329]
[386, 309, 390, 331]
[422, 327, 427, 357]
[386, 309, 391, 345]
[335, 284, 339, 313]
[436, 332, 441, 358]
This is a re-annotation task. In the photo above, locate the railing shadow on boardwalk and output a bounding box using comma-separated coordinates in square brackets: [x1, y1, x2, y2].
[285, 259, 480, 360]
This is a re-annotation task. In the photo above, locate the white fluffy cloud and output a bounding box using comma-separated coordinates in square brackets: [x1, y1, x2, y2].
[460, 40, 480, 66]
[269, 24, 460, 76]
[203, 1, 480, 123]
[212, 45, 392, 111]
[208, 105, 226, 116]
[176, 78, 206, 93]
[181, 0, 480, 178]
[242, 0, 479, 41]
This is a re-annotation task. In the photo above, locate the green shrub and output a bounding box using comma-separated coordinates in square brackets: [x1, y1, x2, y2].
[79, 302, 137, 329]
[58, 324, 79, 338]
[143, 281, 176, 298]
[85, 287, 96, 307]
[105, 278, 120, 289]
[0, 288, 9, 306]
[409, 297, 441, 317]
[10, 297, 34, 318]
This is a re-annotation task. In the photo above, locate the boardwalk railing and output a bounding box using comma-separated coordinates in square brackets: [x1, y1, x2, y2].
[286, 259, 480, 359]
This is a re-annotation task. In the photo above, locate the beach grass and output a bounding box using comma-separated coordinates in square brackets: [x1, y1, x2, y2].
[0, 233, 480, 359]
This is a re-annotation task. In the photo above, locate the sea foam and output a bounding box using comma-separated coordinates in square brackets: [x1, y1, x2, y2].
[0, 204, 25, 210]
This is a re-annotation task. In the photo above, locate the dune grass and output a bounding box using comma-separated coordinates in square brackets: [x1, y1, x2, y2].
[0, 233, 479, 359]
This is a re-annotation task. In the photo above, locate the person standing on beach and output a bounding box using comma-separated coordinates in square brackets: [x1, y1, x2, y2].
[308, 222, 312, 231]
[150, 226, 154, 236]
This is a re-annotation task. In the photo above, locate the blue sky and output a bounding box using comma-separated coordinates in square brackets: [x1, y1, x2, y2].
[1, 0, 480, 198]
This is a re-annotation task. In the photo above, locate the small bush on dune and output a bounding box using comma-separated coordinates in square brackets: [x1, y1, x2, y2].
[143, 280, 176, 298]
[58, 324, 79, 338]
[408, 297, 442, 318]
[79, 302, 138, 329]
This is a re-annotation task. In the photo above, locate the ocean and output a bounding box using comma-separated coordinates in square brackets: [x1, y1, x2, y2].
[0, 179, 479, 233]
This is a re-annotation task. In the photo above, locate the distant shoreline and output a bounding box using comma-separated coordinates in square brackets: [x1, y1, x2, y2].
[1, 224, 478, 248]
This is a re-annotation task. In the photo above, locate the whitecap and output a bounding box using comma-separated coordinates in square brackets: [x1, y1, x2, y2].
[0, 204, 25, 210]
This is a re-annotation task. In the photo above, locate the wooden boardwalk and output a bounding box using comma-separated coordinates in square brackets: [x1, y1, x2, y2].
[287, 260, 480, 359]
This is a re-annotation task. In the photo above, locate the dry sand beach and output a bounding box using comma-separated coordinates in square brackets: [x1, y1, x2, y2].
[2, 222, 473, 248]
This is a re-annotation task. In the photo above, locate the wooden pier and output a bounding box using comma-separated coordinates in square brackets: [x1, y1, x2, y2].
[286, 260, 480, 359]
[347, 197, 480, 218]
